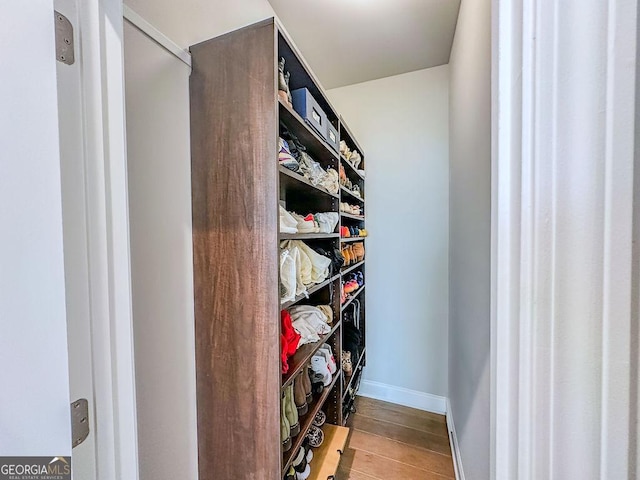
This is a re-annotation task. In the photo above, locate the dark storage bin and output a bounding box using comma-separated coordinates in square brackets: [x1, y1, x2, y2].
[291, 88, 328, 139]
[326, 123, 339, 152]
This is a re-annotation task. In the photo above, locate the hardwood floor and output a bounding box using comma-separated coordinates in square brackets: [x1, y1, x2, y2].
[337, 397, 455, 479]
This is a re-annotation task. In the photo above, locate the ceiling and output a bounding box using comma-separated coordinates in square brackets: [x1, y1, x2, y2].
[124, 0, 460, 90]
[269, 0, 461, 89]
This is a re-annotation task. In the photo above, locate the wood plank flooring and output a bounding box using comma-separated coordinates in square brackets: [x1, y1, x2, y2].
[337, 397, 455, 479]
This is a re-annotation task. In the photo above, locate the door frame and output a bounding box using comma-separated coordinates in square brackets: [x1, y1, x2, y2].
[69, 0, 139, 477]
[491, 0, 638, 478]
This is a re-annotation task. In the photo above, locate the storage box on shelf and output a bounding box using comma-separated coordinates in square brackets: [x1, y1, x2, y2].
[291, 87, 328, 139]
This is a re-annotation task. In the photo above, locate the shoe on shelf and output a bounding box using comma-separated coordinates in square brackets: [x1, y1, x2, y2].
[285, 466, 297, 480]
[339, 164, 348, 186]
[340, 140, 350, 158]
[352, 242, 365, 262]
[282, 393, 292, 452]
[342, 351, 353, 376]
[292, 447, 311, 479]
[312, 410, 326, 428]
[310, 353, 332, 387]
[306, 425, 325, 448]
[340, 226, 350, 238]
[344, 279, 359, 294]
[318, 344, 337, 374]
[349, 150, 362, 169]
[302, 438, 314, 462]
[278, 58, 293, 108]
[359, 228, 368, 237]
[294, 374, 309, 416]
[302, 365, 313, 404]
[284, 384, 300, 437]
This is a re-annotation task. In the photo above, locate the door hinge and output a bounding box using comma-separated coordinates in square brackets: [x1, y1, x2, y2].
[54, 11, 74, 65]
[70, 399, 90, 448]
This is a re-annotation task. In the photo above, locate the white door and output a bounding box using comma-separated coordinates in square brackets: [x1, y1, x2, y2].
[0, 0, 72, 461]
[53, 0, 140, 478]
[55, 0, 98, 478]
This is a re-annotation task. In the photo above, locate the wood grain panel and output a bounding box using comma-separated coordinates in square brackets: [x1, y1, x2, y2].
[189, 19, 280, 480]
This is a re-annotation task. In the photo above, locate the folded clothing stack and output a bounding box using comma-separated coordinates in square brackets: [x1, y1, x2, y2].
[280, 306, 333, 373]
[280, 240, 332, 303]
[279, 126, 340, 194]
[279, 206, 339, 235]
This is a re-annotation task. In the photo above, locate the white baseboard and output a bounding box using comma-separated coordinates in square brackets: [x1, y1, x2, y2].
[446, 398, 466, 480]
[357, 380, 447, 414]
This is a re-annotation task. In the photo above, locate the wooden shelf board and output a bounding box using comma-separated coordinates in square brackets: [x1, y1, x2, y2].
[306, 423, 351, 480]
[340, 212, 365, 221]
[282, 321, 341, 389]
[281, 273, 340, 310]
[340, 155, 365, 181]
[341, 285, 365, 312]
[340, 260, 365, 276]
[279, 166, 340, 200]
[280, 232, 339, 240]
[340, 186, 365, 203]
[282, 372, 343, 474]
[340, 236, 366, 243]
[279, 99, 338, 165]
[342, 347, 367, 401]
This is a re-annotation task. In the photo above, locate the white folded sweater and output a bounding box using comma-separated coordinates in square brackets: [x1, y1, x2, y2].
[289, 305, 331, 346]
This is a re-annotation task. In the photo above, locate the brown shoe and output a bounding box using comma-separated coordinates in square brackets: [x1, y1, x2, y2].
[302, 365, 313, 404]
[294, 373, 309, 416]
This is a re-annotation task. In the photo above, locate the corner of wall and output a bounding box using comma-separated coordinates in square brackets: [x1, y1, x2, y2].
[446, 398, 466, 480]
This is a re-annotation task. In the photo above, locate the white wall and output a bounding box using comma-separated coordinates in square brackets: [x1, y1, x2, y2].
[448, 0, 491, 478]
[124, 23, 197, 480]
[328, 66, 450, 409]
[0, 0, 72, 456]
[123, 2, 274, 479]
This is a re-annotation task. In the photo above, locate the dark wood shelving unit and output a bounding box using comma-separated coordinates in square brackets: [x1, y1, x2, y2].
[341, 212, 365, 221]
[280, 232, 340, 240]
[189, 18, 364, 480]
[341, 236, 367, 243]
[341, 260, 365, 276]
[340, 186, 365, 203]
